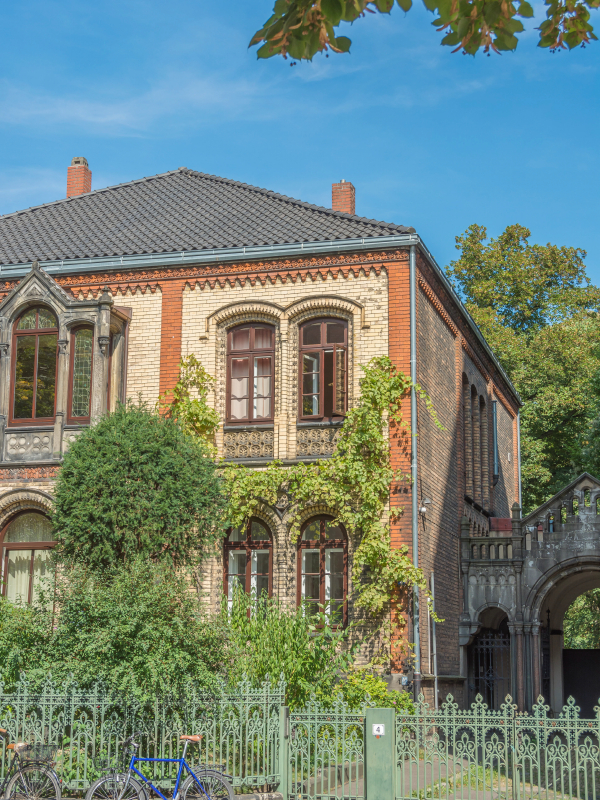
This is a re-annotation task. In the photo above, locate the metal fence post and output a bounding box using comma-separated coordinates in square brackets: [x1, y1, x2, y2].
[365, 708, 395, 800]
[277, 705, 289, 800]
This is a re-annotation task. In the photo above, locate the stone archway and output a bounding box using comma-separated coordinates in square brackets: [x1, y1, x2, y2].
[528, 561, 600, 714]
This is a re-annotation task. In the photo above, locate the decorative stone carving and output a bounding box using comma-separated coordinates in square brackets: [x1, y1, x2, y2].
[224, 429, 274, 459]
[5, 432, 53, 461]
[98, 335, 110, 355]
[296, 426, 340, 457]
[63, 430, 82, 452]
[0, 343, 8, 358]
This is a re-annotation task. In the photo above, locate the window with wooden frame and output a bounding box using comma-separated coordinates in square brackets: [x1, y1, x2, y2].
[299, 319, 347, 420]
[227, 324, 274, 424]
[224, 518, 273, 605]
[1, 512, 55, 605]
[297, 515, 347, 626]
[67, 326, 94, 424]
[11, 306, 58, 424]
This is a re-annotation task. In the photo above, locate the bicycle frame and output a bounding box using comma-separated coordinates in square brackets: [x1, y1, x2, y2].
[122, 741, 211, 800]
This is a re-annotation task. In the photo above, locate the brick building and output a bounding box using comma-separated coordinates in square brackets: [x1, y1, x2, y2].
[0, 160, 521, 706]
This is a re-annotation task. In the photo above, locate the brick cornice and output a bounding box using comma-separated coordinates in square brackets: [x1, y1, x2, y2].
[418, 273, 458, 336]
[0, 465, 60, 481]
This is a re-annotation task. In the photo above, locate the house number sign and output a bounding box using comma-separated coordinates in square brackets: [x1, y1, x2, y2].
[372, 724, 385, 738]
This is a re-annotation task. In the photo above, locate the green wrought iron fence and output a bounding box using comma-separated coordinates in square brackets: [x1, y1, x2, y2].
[395, 694, 600, 800]
[288, 696, 367, 800]
[0, 674, 283, 792]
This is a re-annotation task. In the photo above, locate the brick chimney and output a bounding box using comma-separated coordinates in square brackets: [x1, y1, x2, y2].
[67, 157, 92, 198]
[332, 179, 355, 215]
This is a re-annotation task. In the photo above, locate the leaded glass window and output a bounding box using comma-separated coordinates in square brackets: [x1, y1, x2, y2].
[70, 328, 93, 420]
[12, 307, 58, 422]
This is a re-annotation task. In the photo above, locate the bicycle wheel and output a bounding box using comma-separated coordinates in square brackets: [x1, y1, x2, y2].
[182, 771, 234, 800]
[85, 774, 145, 800]
[6, 764, 61, 800]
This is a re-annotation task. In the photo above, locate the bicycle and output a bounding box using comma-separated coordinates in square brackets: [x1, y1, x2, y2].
[0, 728, 61, 800]
[85, 733, 234, 800]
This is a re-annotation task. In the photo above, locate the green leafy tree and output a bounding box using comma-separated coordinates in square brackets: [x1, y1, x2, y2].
[0, 559, 229, 699]
[447, 223, 600, 511]
[563, 589, 600, 648]
[52, 401, 226, 570]
[251, 0, 599, 61]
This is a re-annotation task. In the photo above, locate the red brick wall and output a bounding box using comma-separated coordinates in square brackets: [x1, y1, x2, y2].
[158, 280, 186, 396]
[331, 181, 356, 215]
[66, 164, 92, 197]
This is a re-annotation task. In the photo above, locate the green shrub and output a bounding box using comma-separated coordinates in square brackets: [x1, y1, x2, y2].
[52, 401, 226, 570]
[333, 669, 415, 712]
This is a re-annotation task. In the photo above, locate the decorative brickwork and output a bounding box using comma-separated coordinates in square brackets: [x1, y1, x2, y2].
[296, 426, 340, 457]
[0, 466, 60, 481]
[224, 429, 274, 459]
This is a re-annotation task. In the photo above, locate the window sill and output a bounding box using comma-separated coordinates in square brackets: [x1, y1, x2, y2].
[223, 423, 274, 431]
[297, 420, 344, 428]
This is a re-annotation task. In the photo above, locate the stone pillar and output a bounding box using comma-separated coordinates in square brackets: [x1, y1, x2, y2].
[516, 627, 525, 711]
[531, 624, 541, 704]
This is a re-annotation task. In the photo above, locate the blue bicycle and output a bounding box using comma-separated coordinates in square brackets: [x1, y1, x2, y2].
[85, 733, 234, 800]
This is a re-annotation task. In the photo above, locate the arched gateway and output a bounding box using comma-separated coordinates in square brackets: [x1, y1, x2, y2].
[459, 473, 600, 714]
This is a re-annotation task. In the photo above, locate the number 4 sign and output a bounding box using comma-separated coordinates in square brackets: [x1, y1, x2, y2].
[372, 723, 385, 738]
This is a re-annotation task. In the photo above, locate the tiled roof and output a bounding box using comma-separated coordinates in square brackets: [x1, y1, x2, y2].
[0, 168, 414, 265]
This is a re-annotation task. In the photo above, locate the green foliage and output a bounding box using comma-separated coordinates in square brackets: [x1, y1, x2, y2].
[0, 559, 229, 700]
[563, 589, 600, 648]
[333, 668, 415, 712]
[52, 400, 226, 569]
[250, 0, 599, 62]
[224, 588, 356, 709]
[222, 356, 441, 616]
[447, 223, 600, 511]
[157, 355, 220, 448]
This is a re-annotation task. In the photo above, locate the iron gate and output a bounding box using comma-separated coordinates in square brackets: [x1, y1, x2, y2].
[468, 620, 511, 708]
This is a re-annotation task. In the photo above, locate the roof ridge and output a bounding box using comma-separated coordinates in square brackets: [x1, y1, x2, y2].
[0, 166, 408, 232]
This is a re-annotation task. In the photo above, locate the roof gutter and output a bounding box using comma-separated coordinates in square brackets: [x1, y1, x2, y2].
[0, 232, 519, 402]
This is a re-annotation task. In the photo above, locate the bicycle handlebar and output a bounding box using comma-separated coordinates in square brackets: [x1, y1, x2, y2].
[122, 732, 142, 747]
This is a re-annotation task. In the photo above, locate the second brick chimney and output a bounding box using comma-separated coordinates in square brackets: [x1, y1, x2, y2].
[67, 157, 92, 198]
[332, 179, 355, 215]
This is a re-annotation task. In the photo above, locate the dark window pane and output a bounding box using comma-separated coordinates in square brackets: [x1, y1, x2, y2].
[38, 308, 57, 329]
[302, 521, 320, 540]
[328, 550, 344, 575]
[303, 322, 321, 346]
[330, 573, 344, 600]
[326, 322, 346, 344]
[228, 528, 244, 542]
[254, 327, 272, 349]
[303, 550, 320, 574]
[35, 334, 57, 418]
[229, 551, 246, 576]
[302, 352, 320, 374]
[255, 551, 269, 574]
[255, 575, 269, 597]
[303, 396, 319, 416]
[324, 350, 333, 417]
[17, 309, 36, 330]
[303, 373, 319, 394]
[251, 520, 270, 540]
[231, 328, 251, 350]
[71, 329, 93, 417]
[14, 336, 35, 418]
[335, 348, 347, 414]
[329, 600, 344, 624]
[303, 574, 320, 601]
[325, 523, 344, 540]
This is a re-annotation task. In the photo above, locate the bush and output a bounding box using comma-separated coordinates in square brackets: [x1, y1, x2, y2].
[0, 559, 230, 700]
[333, 669, 414, 712]
[52, 401, 226, 569]
[225, 589, 357, 710]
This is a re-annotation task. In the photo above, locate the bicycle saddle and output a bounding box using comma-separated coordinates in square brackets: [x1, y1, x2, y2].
[179, 735, 202, 742]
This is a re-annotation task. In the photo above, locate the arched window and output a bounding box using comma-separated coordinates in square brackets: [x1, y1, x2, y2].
[227, 324, 274, 424]
[224, 518, 272, 603]
[480, 396, 489, 510]
[1, 512, 55, 605]
[11, 307, 58, 423]
[68, 327, 94, 423]
[298, 516, 347, 625]
[299, 319, 347, 420]
[462, 376, 473, 498]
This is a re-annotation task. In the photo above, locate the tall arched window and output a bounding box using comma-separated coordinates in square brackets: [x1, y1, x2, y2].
[224, 518, 273, 603]
[463, 375, 473, 498]
[480, 396, 489, 510]
[11, 307, 58, 423]
[298, 515, 347, 625]
[227, 324, 274, 424]
[1, 512, 55, 604]
[471, 386, 481, 505]
[299, 319, 347, 420]
[68, 327, 94, 423]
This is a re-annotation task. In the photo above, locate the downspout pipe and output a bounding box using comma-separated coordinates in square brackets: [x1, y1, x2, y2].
[409, 244, 421, 699]
[517, 410, 522, 507]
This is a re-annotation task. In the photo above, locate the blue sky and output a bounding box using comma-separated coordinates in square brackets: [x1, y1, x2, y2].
[0, 1, 598, 281]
